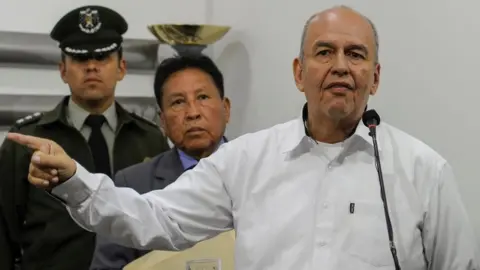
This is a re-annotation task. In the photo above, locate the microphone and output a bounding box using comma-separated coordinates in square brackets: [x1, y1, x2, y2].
[362, 109, 401, 270]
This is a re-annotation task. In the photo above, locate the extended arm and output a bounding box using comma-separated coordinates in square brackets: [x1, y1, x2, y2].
[52, 149, 234, 251]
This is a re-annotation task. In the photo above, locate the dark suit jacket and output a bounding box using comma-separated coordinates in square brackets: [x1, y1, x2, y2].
[89, 149, 185, 270]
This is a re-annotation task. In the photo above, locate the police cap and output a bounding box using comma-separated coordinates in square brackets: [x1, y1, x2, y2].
[50, 5, 128, 57]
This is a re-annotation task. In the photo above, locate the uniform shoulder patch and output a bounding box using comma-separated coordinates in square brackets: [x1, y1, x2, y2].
[14, 112, 43, 127]
[129, 112, 158, 128]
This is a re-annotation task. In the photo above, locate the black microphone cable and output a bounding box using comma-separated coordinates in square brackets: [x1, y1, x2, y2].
[362, 109, 401, 270]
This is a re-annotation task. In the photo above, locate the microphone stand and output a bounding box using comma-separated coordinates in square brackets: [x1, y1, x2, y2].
[367, 125, 401, 270]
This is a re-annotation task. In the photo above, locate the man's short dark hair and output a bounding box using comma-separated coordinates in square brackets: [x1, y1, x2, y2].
[154, 54, 224, 110]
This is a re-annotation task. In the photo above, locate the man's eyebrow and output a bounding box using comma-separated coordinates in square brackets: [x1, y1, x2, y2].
[313, 41, 370, 56]
[313, 41, 335, 49]
[345, 44, 369, 56]
[167, 93, 184, 99]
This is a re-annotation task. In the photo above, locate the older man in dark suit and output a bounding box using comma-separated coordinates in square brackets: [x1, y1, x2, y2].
[89, 54, 231, 270]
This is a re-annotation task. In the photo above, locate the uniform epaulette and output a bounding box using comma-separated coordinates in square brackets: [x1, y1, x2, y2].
[14, 112, 43, 127]
[129, 112, 158, 128]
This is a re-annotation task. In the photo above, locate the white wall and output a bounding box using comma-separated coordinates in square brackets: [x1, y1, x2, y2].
[0, 0, 478, 242]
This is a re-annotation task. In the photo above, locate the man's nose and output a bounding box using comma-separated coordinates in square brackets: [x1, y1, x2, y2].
[331, 53, 349, 76]
[185, 102, 201, 120]
[85, 59, 98, 72]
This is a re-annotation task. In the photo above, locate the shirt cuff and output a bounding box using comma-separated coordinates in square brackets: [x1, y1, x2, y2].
[51, 161, 102, 207]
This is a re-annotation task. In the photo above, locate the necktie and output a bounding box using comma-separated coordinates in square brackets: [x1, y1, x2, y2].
[84, 114, 111, 177]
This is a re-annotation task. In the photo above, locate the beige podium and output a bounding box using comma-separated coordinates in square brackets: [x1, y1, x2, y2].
[124, 230, 236, 270]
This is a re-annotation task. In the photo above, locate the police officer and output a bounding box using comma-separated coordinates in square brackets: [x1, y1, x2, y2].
[0, 5, 170, 270]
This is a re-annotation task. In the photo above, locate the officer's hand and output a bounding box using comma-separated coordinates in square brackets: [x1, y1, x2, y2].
[6, 133, 77, 188]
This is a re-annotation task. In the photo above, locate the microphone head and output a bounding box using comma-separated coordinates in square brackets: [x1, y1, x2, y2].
[362, 109, 381, 127]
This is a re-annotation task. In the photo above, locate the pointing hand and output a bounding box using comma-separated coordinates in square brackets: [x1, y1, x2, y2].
[7, 133, 77, 189]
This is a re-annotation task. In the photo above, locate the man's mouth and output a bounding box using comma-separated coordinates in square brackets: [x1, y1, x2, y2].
[325, 82, 353, 90]
[186, 127, 205, 133]
[84, 77, 102, 83]
[325, 82, 354, 95]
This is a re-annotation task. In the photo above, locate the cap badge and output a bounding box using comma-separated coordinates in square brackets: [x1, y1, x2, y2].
[79, 8, 101, 34]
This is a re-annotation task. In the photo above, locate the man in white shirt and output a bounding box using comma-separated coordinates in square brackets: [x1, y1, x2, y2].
[5, 5, 480, 270]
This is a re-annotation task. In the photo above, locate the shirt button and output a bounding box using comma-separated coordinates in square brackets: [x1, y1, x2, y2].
[63, 194, 69, 199]
[319, 240, 327, 246]
[323, 202, 329, 209]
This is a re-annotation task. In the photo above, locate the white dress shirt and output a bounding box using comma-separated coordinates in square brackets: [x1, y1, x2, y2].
[52, 108, 480, 270]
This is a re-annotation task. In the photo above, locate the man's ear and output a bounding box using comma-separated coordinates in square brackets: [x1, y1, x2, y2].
[59, 61, 68, 84]
[293, 57, 305, 92]
[159, 110, 166, 129]
[370, 63, 381, 95]
[222, 97, 231, 124]
[117, 58, 127, 81]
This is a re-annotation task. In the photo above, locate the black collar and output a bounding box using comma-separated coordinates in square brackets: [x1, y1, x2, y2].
[301, 103, 310, 137]
[301, 102, 366, 140]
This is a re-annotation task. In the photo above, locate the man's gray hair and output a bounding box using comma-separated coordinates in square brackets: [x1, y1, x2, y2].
[299, 5, 379, 63]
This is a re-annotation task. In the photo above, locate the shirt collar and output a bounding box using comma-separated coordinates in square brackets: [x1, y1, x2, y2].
[66, 98, 118, 132]
[177, 137, 227, 170]
[281, 103, 381, 153]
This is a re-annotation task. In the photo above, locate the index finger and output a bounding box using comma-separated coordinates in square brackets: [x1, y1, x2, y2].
[7, 133, 52, 151]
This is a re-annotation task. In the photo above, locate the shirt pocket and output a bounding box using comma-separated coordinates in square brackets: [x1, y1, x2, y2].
[342, 200, 398, 267]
